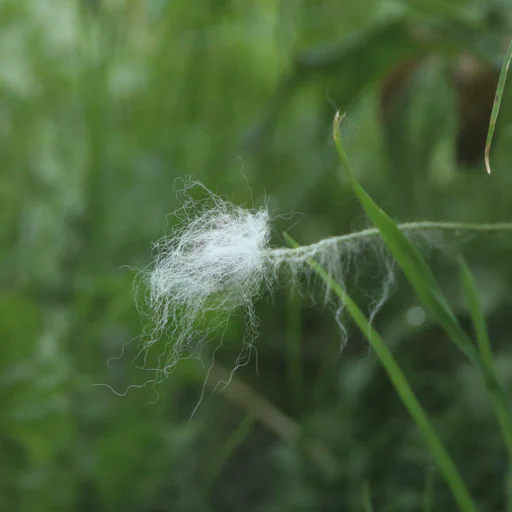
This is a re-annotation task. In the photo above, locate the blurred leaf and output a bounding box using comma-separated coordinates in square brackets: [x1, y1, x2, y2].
[362, 480, 375, 512]
[459, 256, 512, 460]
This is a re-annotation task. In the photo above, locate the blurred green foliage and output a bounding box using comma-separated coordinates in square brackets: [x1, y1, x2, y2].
[1, 0, 512, 511]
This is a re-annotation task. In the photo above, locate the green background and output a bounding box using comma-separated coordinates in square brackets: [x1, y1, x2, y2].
[1, 0, 512, 510]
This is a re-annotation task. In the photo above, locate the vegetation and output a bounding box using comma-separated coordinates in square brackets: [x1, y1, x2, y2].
[2, 1, 512, 511]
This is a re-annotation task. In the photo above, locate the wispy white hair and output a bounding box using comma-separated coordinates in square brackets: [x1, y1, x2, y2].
[137, 182, 274, 375]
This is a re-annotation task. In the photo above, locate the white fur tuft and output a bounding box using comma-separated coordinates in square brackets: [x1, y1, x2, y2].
[138, 183, 272, 375]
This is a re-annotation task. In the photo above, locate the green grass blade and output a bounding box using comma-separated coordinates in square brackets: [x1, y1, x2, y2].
[458, 259, 494, 369]
[459, 257, 512, 461]
[332, 113, 511, 424]
[422, 465, 435, 512]
[286, 289, 303, 412]
[333, 113, 472, 359]
[485, 39, 512, 174]
[285, 233, 477, 512]
[361, 480, 375, 512]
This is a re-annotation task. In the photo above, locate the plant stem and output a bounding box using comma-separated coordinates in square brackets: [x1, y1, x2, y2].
[269, 221, 512, 260]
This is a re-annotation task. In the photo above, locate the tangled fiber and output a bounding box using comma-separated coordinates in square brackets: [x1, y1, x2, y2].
[136, 182, 275, 376]
[134, 178, 498, 380]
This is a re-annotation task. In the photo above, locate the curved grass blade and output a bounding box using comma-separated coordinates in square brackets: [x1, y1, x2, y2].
[485, 40, 512, 174]
[285, 233, 477, 512]
[458, 257, 512, 461]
